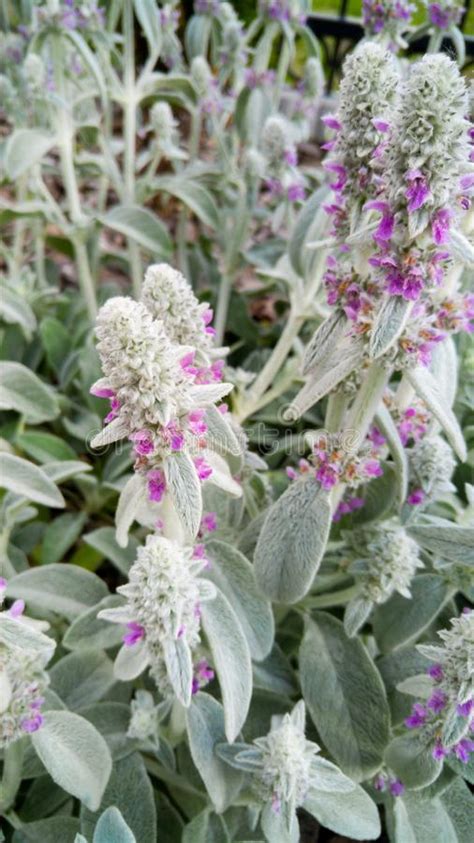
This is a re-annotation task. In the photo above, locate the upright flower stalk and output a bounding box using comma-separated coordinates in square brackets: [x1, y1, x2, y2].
[91, 262, 241, 543]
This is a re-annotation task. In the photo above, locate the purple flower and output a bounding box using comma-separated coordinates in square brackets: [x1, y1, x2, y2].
[90, 384, 115, 398]
[372, 118, 390, 133]
[315, 463, 340, 490]
[192, 659, 214, 694]
[365, 200, 395, 243]
[428, 3, 459, 28]
[427, 663, 444, 682]
[9, 599, 25, 618]
[363, 459, 383, 478]
[408, 488, 425, 506]
[427, 690, 447, 713]
[368, 426, 386, 447]
[432, 740, 447, 760]
[457, 699, 474, 718]
[194, 456, 213, 481]
[201, 512, 217, 533]
[322, 114, 342, 131]
[148, 469, 166, 502]
[432, 209, 451, 245]
[324, 162, 347, 192]
[389, 779, 405, 797]
[454, 739, 474, 764]
[405, 703, 427, 728]
[130, 430, 154, 456]
[123, 621, 145, 647]
[284, 148, 297, 166]
[21, 713, 44, 733]
[405, 170, 431, 213]
[287, 183, 306, 202]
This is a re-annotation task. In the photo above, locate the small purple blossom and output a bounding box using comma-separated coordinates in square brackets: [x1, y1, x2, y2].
[389, 779, 405, 797]
[427, 690, 447, 713]
[408, 488, 425, 505]
[405, 703, 428, 728]
[427, 663, 444, 682]
[130, 430, 154, 456]
[123, 622, 145, 647]
[148, 469, 166, 503]
[457, 699, 474, 717]
[194, 456, 213, 481]
[405, 170, 431, 213]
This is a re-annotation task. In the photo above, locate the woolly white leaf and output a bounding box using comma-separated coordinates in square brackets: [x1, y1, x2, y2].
[31, 710, 112, 811]
[186, 693, 243, 812]
[164, 452, 202, 538]
[163, 636, 193, 708]
[407, 367, 467, 462]
[254, 478, 331, 604]
[115, 474, 147, 548]
[201, 588, 252, 742]
[369, 296, 413, 359]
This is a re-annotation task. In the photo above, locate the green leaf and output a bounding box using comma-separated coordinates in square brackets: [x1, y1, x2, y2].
[254, 478, 331, 604]
[186, 693, 243, 813]
[0, 361, 59, 423]
[39, 317, 72, 374]
[31, 710, 112, 811]
[63, 595, 125, 651]
[407, 520, 474, 566]
[133, 0, 162, 52]
[41, 460, 92, 483]
[6, 564, 107, 620]
[101, 205, 172, 257]
[0, 285, 36, 338]
[4, 129, 55, 179]
[80, 753, 157, 843]
[0, 615, 55, 657]
[289, 186, 329, 278]
[50, 649, 114, 710]
[16, 431, 77, 464]
[201, 589, 252, 742]
[304, 785, 381, 840]
[182, 810, 230, 843]
[204, 539, 274, 661]
[407, 366, 467, 462]
[0, 454, 65, 508]
[41, 512, 86, 565]
[300, 614, 390, 781]
[157, 176, 219, 228]
[12, 818, 80, 843]
[83, 526, 139, 575]
[373, 574, 450, 653]
[384, 733, 442, 790]
[164, 452, 202, 539]
[78, 703, 138, 761]
[93, 807, 136, 843]
[394, 792, 458, 843]
[439, 778, 474, 843]
[375, 404, 408, 508]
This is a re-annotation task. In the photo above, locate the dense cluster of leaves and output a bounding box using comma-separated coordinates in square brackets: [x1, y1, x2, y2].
[0, 2, 473, 842]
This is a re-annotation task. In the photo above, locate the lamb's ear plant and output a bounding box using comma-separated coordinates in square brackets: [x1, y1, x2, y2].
[1, 3, 473, 842]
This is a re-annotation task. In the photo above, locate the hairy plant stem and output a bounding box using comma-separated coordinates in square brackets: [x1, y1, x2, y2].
[0, 740, 25, 815]
[11, 175, 28, 276]
[52, 36, 97, 318]
[236, 249, 328, 422]
[123, 0, 142, 298]
[324, 392, 349, 433]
